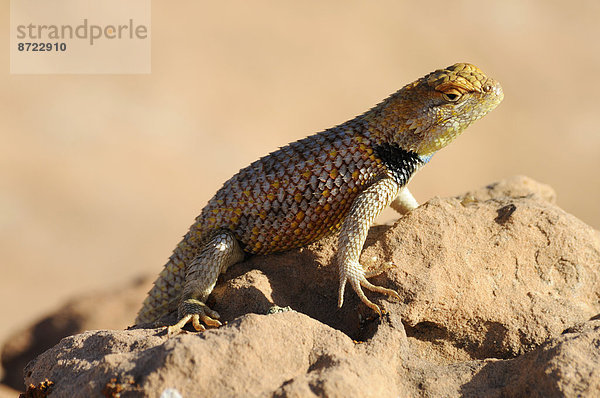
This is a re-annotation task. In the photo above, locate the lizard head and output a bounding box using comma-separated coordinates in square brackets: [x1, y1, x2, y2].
[372, 63, 504, 157]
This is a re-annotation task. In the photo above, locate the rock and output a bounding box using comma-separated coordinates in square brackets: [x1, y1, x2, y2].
[364, 175, 600, 359]
[21, 314, 600, 397]
[12, 177, 600, 396]
[24, 312, 408, 398]
[459, 175, 557, 203]
[501, 318, 600, 397]
[416, 318, 600, 397]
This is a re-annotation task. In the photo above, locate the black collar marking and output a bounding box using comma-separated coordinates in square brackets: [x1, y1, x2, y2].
[373, 143, 423, 186]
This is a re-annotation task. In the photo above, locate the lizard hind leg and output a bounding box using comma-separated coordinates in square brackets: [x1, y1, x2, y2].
[168, 229, 244, 335]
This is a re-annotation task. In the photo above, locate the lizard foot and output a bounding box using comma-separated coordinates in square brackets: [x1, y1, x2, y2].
[167, 298, 222, 335]
[358, 277, 401, 315]
[338, 260, 400, 316]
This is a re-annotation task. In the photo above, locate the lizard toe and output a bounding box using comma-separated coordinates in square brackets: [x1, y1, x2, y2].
[361, 277, 401, 302]
[166, 298, 221, 334]
[167, 314, 193, 336]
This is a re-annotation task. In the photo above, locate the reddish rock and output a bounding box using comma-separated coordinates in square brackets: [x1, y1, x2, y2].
[6, 177, 600, 396]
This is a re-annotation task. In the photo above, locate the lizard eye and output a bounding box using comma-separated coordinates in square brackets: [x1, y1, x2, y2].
[442, 89, 462, 102]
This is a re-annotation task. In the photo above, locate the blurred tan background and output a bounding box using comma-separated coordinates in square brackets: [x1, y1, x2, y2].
[1, 0, 599, 348]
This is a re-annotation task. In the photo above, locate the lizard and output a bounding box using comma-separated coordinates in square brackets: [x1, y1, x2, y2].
[135, 62, 504, 333]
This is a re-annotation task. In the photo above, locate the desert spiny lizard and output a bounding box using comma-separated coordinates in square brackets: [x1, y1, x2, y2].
[135, 62, 504, 333]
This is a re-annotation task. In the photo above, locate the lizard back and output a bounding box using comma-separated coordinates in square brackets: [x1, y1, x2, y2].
[201, 123, 387, 254]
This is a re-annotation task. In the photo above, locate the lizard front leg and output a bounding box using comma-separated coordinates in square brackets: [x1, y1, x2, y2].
[390, 186, 419, 215]
[168, 229, 244, 334]
[337, 177, 402, 315]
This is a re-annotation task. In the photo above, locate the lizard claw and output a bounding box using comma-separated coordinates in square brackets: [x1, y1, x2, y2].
[338, 260, 399, 315]
[167, 298, 222, 335]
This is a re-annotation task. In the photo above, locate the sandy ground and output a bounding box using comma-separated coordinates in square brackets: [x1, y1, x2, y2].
[1, 0, 599, 357]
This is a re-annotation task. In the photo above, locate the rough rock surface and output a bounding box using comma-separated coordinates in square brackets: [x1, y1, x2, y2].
[12, 177, 600, 396]
[23, 314, 600, 398]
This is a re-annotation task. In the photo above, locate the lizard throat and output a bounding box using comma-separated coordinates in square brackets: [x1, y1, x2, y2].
[373, 143, 424, 186]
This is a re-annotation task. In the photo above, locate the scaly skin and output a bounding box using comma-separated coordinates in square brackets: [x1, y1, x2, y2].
[135, 63, 504, 333]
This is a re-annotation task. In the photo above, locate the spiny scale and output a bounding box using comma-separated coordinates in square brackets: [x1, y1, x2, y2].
[202, 124, 396, 254]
